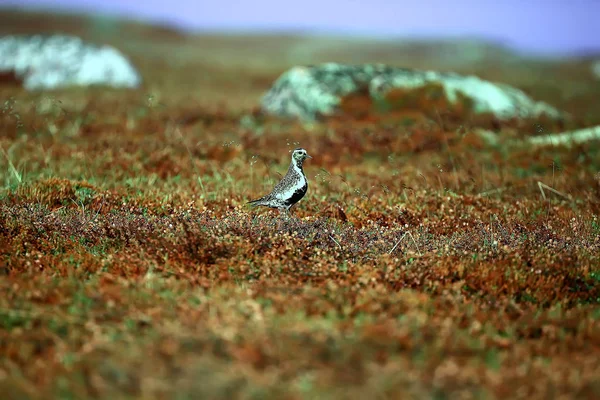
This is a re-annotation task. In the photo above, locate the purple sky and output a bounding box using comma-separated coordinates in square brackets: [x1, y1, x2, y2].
[5, 0, 599, 55]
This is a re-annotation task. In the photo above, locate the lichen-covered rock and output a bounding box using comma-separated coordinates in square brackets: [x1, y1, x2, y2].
[0, 34, 141, 90]
[261, 63, 562, 121]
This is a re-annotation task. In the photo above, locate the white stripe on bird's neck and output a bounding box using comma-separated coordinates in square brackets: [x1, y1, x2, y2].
[291, 158, 303, 174]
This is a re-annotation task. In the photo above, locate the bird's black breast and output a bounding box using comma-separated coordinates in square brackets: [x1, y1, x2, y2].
[284, 183, 308, 206]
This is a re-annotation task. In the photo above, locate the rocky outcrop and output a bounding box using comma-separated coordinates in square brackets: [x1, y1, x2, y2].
[0, 34, 141, 90]
[261, 63, 562, 121]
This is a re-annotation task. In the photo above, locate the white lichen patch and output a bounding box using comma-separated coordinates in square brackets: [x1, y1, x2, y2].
[261, 63, 562, 121]
[0, 34, 141, 90]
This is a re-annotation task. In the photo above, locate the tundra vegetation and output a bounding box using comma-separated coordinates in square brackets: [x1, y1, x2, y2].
[1, 9, 599, 400]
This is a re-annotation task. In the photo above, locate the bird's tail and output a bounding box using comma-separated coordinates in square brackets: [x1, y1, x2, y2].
[247, 197, 264, 207]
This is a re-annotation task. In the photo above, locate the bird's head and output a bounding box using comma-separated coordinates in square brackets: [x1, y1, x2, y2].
[292, 148, 312, 164]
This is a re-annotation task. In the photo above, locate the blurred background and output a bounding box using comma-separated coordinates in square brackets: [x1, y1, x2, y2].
[1, 0, 599, 119]
[3, 0, 599, 56]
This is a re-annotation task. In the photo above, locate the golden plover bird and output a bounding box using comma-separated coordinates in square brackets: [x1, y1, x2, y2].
[248, 148, 312, 213]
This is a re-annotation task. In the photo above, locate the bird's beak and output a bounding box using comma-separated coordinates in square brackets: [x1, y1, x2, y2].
[306, 154, 313, 159]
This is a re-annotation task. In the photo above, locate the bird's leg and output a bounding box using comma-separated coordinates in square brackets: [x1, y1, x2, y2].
[275, 208, 287, 230]
[287, 204, 299, 220]
[287, 206, 296, 219]
[286, 207, 301, 229]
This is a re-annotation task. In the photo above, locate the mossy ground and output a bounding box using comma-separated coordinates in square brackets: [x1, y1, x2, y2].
[1, 9, 600, 400]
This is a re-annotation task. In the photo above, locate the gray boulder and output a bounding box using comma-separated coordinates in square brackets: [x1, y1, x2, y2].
[261, 63, 562, 121]
[0, 34, 141, 90]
